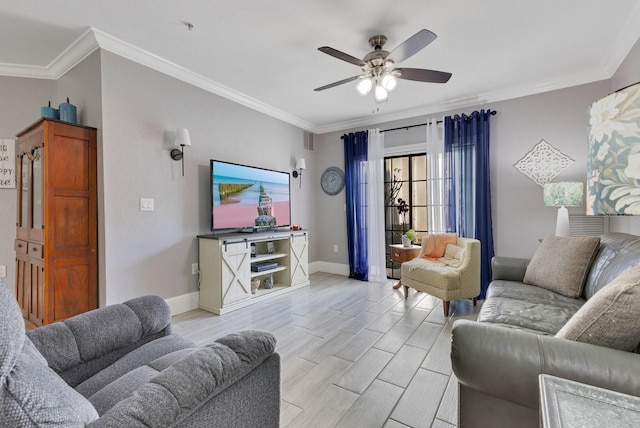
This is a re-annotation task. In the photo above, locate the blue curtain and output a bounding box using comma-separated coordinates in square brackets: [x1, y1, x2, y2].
[343, 131, 368, 281]
[444, 110, 495, 298]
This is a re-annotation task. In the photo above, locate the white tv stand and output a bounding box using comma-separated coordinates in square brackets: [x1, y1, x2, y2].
[197, 230, 309, 315]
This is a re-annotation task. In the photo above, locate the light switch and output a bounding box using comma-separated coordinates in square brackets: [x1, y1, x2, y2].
[0, 265, 5, 277]
[140, 198, 154, 211]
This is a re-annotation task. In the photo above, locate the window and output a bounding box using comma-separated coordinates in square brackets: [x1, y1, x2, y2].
[384, 154, 427, 279]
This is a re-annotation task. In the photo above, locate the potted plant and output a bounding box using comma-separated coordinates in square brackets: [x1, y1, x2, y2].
[397, 198, 415, 247]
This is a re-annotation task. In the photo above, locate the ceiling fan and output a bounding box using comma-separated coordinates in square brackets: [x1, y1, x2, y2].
[314, 29, 452, 103]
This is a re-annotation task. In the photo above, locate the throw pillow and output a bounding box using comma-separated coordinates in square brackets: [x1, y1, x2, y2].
[523, 235, 600, 298]
[556, 265, 640, 351]
[444, 244, 463, 260]
[422, 233, 457, 258]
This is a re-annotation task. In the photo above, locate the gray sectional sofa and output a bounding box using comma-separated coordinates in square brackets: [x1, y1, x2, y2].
[452, 233, 640, 428]
[0, 280, 280, 427]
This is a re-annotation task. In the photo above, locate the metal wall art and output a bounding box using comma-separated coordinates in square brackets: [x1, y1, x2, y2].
[513, 139, 574, 187]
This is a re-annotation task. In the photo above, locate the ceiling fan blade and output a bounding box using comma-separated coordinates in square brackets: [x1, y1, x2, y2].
[314, 75, 362, 91]
[395, 68, 452, 83]
[386, 29, 437, 64]
[318, 46, 366, 67]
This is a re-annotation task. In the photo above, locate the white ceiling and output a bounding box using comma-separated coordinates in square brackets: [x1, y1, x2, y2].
[1, 1, 640, 134]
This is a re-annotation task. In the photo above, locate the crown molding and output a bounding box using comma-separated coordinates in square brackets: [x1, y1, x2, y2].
[602, 1, 640, 76]
[0, 62, 51, 79]
[90, 28, 317, 132]
[0, 28, 98, 80]
[49, 27, 100, 79]
[0, 27, 318, 132]
[313, 67, 610, 134]
[0, 20, 637, 135]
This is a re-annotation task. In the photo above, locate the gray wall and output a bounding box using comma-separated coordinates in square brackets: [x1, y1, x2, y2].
[314, 80, 610, 261]
[99, 51, 313, 304]
[0, 77, 54, 287]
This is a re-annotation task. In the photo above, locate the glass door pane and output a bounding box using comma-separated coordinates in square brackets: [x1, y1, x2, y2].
[32, 148, 43, 230]
[20, 155, 29, 228]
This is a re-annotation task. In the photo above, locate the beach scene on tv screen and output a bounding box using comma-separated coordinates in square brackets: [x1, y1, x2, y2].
[212, 162, 291, 230]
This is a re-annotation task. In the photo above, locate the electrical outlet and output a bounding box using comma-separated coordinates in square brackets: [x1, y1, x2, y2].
[0, 265, 5, 278]
[191, 263, 199, 275]
[333, 245, 338, 253]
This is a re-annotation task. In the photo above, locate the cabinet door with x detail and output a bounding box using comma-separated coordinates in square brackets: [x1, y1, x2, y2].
[290, 233, 309, 286]
[221, 242, 251, 305]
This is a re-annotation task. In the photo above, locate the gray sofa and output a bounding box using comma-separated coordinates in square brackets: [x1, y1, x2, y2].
[0, 279, 280, 427]
[452, 232, 640, 428]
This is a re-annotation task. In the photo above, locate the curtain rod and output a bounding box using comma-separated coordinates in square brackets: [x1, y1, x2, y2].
[380, 110, 497, 133]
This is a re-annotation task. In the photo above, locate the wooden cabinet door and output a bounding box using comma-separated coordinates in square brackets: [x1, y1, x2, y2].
[27, 257, 44, 328]
[14, 240, 28, 318]
[220, 242, 251, 306]
[290, 234, 309, 285]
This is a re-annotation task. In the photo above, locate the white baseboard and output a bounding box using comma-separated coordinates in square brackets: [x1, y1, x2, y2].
[166, 262, 349, 316]
[310, 261, 350, 276]
[165, 291, 200, 316]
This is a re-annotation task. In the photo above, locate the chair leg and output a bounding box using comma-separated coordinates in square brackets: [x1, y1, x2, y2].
[472, 297, 477, 307]
[443, 301, 450, 317]
[403, 285, 409, 300]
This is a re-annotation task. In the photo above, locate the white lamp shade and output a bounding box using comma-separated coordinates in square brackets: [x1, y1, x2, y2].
[543, 182, 584, 207]
[175, 128, 192, 147]
[296, 158, 306, 170]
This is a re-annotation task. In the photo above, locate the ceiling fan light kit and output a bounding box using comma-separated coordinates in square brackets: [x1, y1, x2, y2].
[356, 77, 373, 95]
[315, 29, 452, 103]
[374, 84, 388, 102]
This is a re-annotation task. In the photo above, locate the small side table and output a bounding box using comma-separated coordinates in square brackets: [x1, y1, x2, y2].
[539, 374, 640, 427]
[389, 244, 422, 289]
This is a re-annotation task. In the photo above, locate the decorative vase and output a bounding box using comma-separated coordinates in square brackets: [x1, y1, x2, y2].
[401, 234, 412, 248]
[251, 278, 260, 294]
[263, 274, 273, 289]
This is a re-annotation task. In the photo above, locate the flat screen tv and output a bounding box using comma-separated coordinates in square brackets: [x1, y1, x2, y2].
[210, 160, 291, 232]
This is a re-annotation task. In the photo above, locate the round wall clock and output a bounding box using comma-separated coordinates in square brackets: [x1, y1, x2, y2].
[321, 167, 345, 195]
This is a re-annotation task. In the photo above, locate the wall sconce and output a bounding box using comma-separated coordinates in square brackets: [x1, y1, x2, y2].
[170, 128, 192, 176]
[543, 182, 584, 236]
[292, 158, 306, 188]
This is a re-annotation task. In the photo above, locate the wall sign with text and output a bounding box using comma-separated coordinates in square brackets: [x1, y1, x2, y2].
[0, 139, 16, 188]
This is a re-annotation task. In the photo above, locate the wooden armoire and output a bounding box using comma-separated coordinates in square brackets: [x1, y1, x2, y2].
[14, 118, 98, 328]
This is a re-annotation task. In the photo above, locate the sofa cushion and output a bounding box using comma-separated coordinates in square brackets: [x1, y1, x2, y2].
[27, 295, 174, 388]
[523, 235, 600, 298]
[88, 347, 196, 415]
[583, 233, 640, 299]
[76, 334, 195, 398]
[402, 257, 461, 289]
[88, 330, 277, 427]
[556, 265, 640, 351]
[478, 281, 584, 335]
